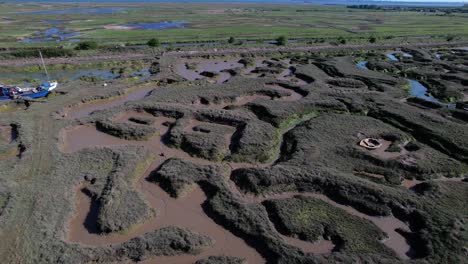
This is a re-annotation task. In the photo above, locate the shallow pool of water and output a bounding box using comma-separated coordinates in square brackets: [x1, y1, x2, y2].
[42, 19, 65, 24]
[353, 60, 454, 107]
[408, 80, 456, 107]
[21, 27, 79, 43]
[385, 52, 412, 62]
[0, 67, 149, 86]
[356, 60, 369, 70]
[402, 53, 413, 58]
[385, 53, 398, 61]
[123, 21, 188, 30]
[408, 80, 440, 103]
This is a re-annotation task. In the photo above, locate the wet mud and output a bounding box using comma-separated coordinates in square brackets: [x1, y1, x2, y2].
[37, 46, 468, 263]
[64, 86, 153, 119]
[66, 151, 264, 264]
[175, 58, 243, 84]
[0, 125, 16, 144]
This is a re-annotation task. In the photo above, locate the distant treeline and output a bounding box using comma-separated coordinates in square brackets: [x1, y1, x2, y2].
[347, 4, 468, 13]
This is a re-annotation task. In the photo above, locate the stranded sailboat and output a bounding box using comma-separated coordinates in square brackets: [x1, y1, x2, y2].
[0, 51, 58, 100]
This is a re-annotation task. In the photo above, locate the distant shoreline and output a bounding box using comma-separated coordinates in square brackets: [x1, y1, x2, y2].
[1, 0, 465, 8]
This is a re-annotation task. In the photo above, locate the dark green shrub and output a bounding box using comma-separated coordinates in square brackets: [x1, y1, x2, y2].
[276, 35, 288, 46]
[147, 38, 161, 48]
[338, 37, 347, 44]
[75, 41, 98, 50]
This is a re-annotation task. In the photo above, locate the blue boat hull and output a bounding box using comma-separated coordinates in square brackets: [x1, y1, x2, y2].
[0, 91, 49, 100]
[0, 82, 56, 100]
[21, 89, 49, 99]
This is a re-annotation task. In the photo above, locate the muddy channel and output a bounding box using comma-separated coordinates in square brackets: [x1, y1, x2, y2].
[62, 115, 265, 263]
[59, 65, 412, 262]
[60, 105, 411, 262]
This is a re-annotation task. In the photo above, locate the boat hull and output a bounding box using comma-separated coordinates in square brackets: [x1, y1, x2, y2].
[0, 82, 57, 100]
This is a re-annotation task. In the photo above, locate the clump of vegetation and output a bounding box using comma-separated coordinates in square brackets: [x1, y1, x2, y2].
[238, 57, 254, 67]
[369, 36, 377, 43]
[147, 38, 161, 48]
[96, 120, 157, 140]
[338, 36, 347, 44]
[0, 192, 10, 216]
[199, 71, 219, 78]
[149, 60, 161, 74]
[167, 121, 234, 162]
[195, 256, 245, 264]
[185, 62, 198, 70]
[78, 75, 103, 82]
[263, 196, 394, 255]
[128, 116, 154, 125]
[111, 226, 213, 262]
[228, 36, 236, 44]
[147, 37, 161, 56]
[75, 41, 99, 50]
[150, 158, 222, 197]
[276, 35, 288, 46]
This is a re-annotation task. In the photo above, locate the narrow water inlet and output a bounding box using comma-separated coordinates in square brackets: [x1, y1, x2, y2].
[0, 67, 150, 86]
[354, 60, 453, 107]
[407, 79, 455, 107]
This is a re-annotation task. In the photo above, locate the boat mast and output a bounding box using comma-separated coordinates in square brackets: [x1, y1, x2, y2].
[39, 51, 50, 81]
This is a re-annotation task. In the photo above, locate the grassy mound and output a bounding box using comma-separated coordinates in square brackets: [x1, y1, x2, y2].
[263, 196, 394, 255]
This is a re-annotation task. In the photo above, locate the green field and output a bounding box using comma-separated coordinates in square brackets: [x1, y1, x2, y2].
[0, 2, 467, 47]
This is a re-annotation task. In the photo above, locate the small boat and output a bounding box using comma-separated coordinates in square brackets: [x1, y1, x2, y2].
[0, 50, 58, 101]
[0, 81, 58, 100]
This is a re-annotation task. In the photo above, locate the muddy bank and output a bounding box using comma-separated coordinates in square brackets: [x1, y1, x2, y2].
[0, 125, 17, 144]
[174, 58, 242, 84]
[280, 235, 335, 254]
[63, 86, 153, 119]
[402, 176, 466, 189]
[61, 109, 270, 262]
[67, 168, 264, 263]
